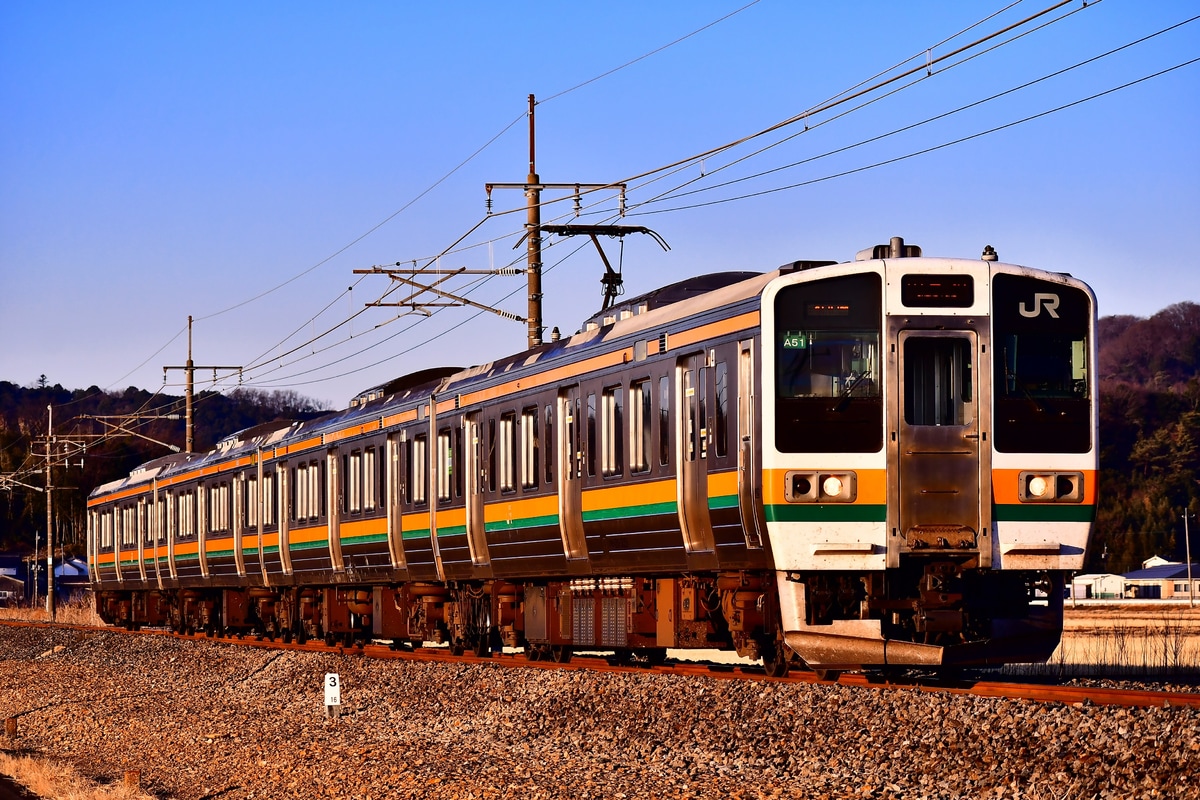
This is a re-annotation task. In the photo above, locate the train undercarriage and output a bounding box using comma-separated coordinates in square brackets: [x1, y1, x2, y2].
[96, 561, 1064, 677]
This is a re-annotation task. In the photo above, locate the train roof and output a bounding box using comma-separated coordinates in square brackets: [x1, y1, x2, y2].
[349, 366, 463, 409]
[438, 269, 779, 398]
[581, 271, 763, 329]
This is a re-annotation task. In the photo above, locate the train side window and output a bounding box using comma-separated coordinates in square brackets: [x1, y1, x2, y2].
[245, 475, 258, 528]
[487, 419, 498, 493]
[140, 500, 151, 546]
[179, 489, 196, 538]
[630, 380, 651, 474]
[412, 434, 428, 506]
[345, 451, 361, 513]
[500, 411, 517, 493]
[602, 386, 624, 478]
[586, 393, 597, 477]
[521, 406, 539, 490]
[437, 428, 453, 502]
[297, 465, 309, 520]
[715, 361, 728, 458]
[453, 429, 464, 499]
[209, 482, 230, 532]
[544, 404, 554, 485]
[263, 470, 276, 527]
[316, 460, 326, 518]
[659, 375, 670, 466]
[289, 466, 299, 522]
[364, 447, 378, 511]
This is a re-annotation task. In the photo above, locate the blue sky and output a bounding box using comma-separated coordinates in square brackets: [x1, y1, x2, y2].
[2, 1, 1197, 408]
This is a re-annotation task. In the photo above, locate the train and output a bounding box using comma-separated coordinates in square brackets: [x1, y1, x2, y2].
[87, 236, 1097, 676]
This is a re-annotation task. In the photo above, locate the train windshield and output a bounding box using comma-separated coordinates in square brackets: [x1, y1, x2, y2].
[774, 273, 883, 453]
[992, 274, 1092, 453]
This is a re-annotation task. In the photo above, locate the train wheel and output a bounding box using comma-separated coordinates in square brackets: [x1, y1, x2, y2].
[450, 642, 466, 657]
[644, 648, 668, 667]
[763, 647, 791, 678]
[524, 646, 541, 662]
[550, 645, 572, 664]
[814, 669, 841, 682]
[324, 632, 337, 648]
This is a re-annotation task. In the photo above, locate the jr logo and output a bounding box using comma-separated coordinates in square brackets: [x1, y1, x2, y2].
[1019, 292, 1060, 319]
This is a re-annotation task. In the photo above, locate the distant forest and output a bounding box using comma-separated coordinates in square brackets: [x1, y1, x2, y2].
[0, 384, 329, 554]
[2, 301, 1198, 574]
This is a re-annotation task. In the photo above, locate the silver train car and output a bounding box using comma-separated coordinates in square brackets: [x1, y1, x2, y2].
[88, 237, 1097, 675]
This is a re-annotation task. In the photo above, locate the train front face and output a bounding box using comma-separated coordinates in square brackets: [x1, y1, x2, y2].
[761, 252, 1097, 670]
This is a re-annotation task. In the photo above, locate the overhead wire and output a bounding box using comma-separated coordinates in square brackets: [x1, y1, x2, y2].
[630, 13, 1200, 212]
[110, 0, 1119, 402]
[636, 56, 1200, 215]
[218, 4, 1096, 393]
[158, 1, 1063, 396]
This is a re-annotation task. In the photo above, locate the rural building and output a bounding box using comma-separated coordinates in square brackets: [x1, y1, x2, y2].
[1121, 558, 1198, 601]
[1070, 573, 1124, 600]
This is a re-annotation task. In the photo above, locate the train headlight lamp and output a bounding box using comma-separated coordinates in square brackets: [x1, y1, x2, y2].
[1019, 471, 1085, 503]
[822, 475, 844, 498]
[785, 471, 857, 503]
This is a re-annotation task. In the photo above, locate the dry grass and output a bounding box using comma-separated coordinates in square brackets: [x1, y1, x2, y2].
[1003, 608, 1200, 680]
[0, 601, 101, 627]
[0, 751, 153, 800]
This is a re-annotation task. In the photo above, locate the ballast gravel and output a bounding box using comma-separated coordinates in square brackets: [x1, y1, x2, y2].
[1, 625, 1198, 799]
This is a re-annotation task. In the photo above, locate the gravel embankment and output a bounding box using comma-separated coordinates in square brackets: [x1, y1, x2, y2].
[2, 626, 1199, 799]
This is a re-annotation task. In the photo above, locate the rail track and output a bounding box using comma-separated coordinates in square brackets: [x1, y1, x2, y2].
[6, 619, 1197, 710]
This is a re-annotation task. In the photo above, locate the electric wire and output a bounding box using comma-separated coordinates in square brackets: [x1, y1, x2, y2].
[631, 14, 1200, 211]
[634, 56, 1200, 216]
[125, 1, 1064, 399]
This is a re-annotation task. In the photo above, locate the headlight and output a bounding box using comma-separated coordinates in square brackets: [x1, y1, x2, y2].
[1019, 471, 1084, 503]
[822, 475, 844, 498]
[785, 471, 857, 503]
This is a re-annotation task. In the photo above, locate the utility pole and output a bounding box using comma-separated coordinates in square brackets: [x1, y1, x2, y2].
[1185, 511, 1195, 607]
[163, 316, 241, 453]
[45, 405, 54, 618]
[486, 94, 628, 349]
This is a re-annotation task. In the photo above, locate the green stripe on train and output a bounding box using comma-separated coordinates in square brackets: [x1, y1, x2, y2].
[708, 494, 738, 511]
[486, 513, 559, 532]
[765, 504, 887, 523]
[583, 500, 677, 523]
[342, 533, 389, 546]
[993, 504, 1095, 523]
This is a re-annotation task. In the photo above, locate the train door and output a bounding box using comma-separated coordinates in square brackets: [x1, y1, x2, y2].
[897, 330, 981, 552]
[386, 432, 408, 571]
[327, 449, 345, 574]
[737, 340, 765, 549]
[464, 413, 491, 566]
[278, 468, 294, 577]
[233, 476, 246, 577]
[676, 353, 715, 553]
[151, 482, 163, 587]
[556, 386, 588, 560]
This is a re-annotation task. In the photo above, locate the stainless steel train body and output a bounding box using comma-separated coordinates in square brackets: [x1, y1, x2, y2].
[88, 239, 1097, 673]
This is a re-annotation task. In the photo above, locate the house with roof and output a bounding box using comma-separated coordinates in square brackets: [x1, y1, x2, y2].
[1122, 557, 1198, 601]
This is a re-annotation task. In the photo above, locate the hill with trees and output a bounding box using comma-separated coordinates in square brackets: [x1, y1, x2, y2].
[0, 382, 329, 553]
[1094, 301, 1200, 573]
[2, 301, 1198, 573]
